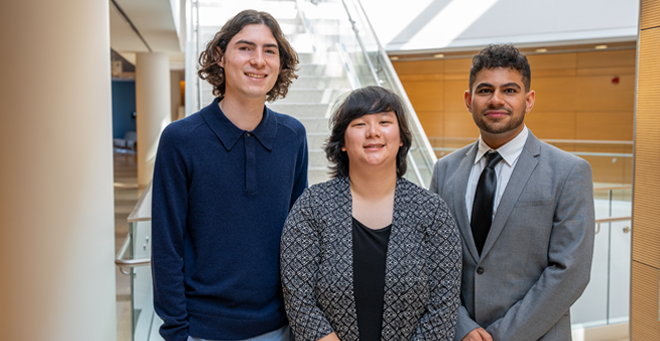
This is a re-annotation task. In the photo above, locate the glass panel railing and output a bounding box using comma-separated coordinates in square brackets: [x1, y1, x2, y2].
[115, 184, 163, 341]
[572, 185, 631, 331]
[300, 0, 437, 187]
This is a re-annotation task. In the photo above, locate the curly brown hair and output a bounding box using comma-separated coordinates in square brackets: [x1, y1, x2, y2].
[197, 10, 298, 102]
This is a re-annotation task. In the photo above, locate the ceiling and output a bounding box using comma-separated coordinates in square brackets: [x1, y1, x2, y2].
[109, 0, 185, 69]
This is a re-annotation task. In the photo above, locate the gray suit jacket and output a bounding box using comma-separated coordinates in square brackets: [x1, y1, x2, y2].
[430, 132, 594, 341]
[281, 177, 462, 341]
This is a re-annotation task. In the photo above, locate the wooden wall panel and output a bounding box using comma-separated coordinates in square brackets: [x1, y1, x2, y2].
[631, 3, 660, 338]
[527, 53, 577, 70]
[641, 0, 660, 30]
[531, 76, 578, 112]
[575, 111, 634, 140]
[442, 79, 469, 113]
[577, 50, 637, 69]
[415, 110, 444, 137]
[443, 111, 479, 138]
[631, 261, 660, 339]
[575, 75, 636, 112]
[393, 59, 444, 75]
[444, 58, 473, 74]
[633, 27, 660, 267]
[524, 111, 576, 140]
[400, 80, 443, 111]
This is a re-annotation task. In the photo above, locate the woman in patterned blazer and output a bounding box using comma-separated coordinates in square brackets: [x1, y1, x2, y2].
[280, 86, 462, 341]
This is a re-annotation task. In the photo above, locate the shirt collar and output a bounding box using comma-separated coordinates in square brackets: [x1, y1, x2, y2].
[474, 125, 529, 166]
[201, 97, 278, 151]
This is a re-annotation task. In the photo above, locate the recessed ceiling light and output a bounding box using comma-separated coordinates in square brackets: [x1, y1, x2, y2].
[433, 54, 445, 58]
[390, 56, 399, 60]
[536, 48, 547, 53]
[595, 45, 608, 50]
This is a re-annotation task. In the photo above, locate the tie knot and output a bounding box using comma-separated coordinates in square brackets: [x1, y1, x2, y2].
[485, 151, 503, 168]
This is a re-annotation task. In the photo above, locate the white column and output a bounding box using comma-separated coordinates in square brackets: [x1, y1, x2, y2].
[0, 1, 116, 340]
[136, 52, 172, 189]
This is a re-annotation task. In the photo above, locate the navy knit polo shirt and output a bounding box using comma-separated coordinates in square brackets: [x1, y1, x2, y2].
[151, 98, 308, 341]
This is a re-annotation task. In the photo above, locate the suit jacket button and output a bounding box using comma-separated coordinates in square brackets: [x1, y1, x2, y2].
[476, 267, 485, 275]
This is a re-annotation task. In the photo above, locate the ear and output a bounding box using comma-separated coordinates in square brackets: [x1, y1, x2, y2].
[216, 46, 225, 67]
[464, 90, 472, 112]
[341, 147, 346, 152]
[525, 90, 535, 114]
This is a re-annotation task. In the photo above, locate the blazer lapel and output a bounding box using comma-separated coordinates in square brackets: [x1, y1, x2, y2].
[381, 179, 414, 333]
[453, 144, 481, 262]
[480, 133, 541, 259]
[332, 177, 360, 341]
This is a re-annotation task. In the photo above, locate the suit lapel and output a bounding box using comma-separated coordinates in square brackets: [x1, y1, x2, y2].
[480, 133, 541, 259]
[452, 144, 481, 263]
[332, 177, 360, 341]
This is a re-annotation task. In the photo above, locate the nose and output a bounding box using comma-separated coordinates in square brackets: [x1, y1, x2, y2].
[488, 89, 505, 107]
[251, 49, 266, 68]
[366, 123, 381, 138]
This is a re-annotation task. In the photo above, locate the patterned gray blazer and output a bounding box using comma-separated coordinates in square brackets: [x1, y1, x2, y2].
[280, 177, 462, 341]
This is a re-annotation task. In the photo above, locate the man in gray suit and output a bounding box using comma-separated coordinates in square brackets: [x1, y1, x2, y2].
[430, 44, 594, 341]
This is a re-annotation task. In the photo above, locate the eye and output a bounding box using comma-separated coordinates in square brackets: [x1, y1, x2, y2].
[504, 88, 517, 93]
[265, 48, 278, 55]
[477, 88, 492, 94]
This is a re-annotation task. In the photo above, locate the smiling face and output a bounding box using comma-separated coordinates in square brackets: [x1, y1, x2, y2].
[219, 24, 280, 101]
[342, 111, 403, 172]
[465, 67, 535, 149]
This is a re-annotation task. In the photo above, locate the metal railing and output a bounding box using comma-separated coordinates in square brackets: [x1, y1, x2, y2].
[115, 183, 158, 341]
[429, 137, 634, 158]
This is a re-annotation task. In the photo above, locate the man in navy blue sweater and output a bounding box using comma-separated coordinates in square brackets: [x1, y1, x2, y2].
[152, 10, 308, 341]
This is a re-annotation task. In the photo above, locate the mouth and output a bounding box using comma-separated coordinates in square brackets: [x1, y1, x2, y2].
[483, 108, 511, 118]
[245, 72, 267, 79]
[364, 143, 385, 150]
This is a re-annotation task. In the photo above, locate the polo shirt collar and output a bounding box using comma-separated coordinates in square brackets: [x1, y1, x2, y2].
[202, 97, 278, 151]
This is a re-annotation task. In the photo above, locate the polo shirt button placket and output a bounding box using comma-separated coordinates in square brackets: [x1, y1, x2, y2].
[244, 132, 257, 195]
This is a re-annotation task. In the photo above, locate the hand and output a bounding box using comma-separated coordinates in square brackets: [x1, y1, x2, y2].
[318, 332, 341, 341]
[462, 327, 492, 341]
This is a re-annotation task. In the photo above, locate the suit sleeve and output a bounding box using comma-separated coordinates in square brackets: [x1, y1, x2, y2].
[430, 161, 482, 341]
[411, 199, 462, 341]
[151, 127, 190, 341]
[485, 159, 595, 341]
[281, 190, 335, 341]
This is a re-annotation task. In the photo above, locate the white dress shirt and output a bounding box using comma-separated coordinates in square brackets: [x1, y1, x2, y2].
[465, 126, 529, 223]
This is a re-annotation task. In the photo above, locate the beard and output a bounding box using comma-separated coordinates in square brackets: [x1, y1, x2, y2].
[473, 104, 526, 135]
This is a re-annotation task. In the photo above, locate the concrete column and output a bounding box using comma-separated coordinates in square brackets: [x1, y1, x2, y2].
[0, 1, 116, 340]
[136, 52, 172, 188]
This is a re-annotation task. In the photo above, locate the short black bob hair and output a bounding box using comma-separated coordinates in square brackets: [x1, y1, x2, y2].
[469, 43, 531, 92]
[325, 86, 413, 179]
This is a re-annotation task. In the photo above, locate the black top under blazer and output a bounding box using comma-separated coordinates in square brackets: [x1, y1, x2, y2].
[280, 177, 462, 341]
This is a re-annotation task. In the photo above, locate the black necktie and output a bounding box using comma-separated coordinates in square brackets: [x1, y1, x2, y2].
[471, 151, 503, 255]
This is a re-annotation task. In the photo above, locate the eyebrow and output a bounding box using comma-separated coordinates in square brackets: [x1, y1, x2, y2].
[234, 40, 278, 49]
[475, 82, 521, 90]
